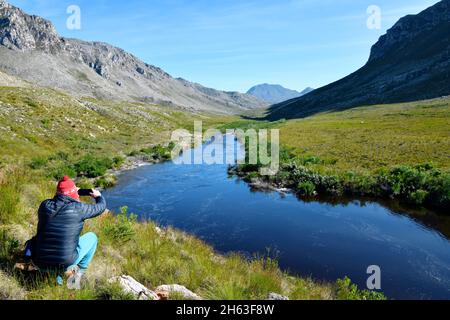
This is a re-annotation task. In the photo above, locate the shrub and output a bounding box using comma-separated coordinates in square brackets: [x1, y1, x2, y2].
[427, 173, 450, 210]
[76, 177, 94, 189]
[335, 277, 386, 300]
[95, 175, 117, 189]
[112, 156, 125, 169]
[103, 207, 137, 243]
[317, 175, 343, 196]
[342, 172, 378, 196]
[407, 190, 429, 206]
[48, 163, 76, 180]
[245, 172, 260, 181]
[297, 181, 316, 197]
[74, 155, 114, 178]
[378, 166, 428, 197]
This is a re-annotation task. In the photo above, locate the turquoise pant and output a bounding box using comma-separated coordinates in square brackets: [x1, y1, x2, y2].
[67, 232, 98, 273]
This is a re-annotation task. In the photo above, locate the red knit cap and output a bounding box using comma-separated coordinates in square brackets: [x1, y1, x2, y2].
[56, 176, 79, 200]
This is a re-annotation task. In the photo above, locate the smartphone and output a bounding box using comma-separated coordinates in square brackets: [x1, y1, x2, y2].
[78, 189, 93, 197]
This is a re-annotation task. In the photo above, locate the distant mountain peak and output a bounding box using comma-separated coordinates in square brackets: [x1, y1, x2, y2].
[299, 87, 314, 95]
[247, 84, 314, 104]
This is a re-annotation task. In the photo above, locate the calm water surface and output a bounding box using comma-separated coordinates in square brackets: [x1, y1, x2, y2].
[104, 138, 450, 300]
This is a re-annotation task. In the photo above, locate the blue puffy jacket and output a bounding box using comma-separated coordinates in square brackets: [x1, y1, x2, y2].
[33, 194, 106, 269]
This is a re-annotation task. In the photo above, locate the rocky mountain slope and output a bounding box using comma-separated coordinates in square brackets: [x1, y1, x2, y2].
[247, 84, 313, 104]
[0, 0, 266, 114]
[267, 0, 450, 119]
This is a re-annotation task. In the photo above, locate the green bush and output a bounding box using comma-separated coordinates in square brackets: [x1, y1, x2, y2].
[112, 156, 125, 169]
[407, 190, 429, 205]
[103, 207, 137, 243]
[297, 181, 316, 197]
[76, 177, 95, 190]
[95, 175, 117, 189]
[235, 159, 450, 212]
[48, 163, 77, 180]
[74, 155, 114, 178]
[427, 173, 450, 210]
[335, 277, 386, 300]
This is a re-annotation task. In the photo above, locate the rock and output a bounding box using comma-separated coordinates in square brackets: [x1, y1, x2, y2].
[267, 292, 289, 300]
[0, 0, 62, 53]
[0, 1, 267, 114]
[109, 275, 159, 300]
[155, 284, 203, 300]
[0, 270, 26, 300]
[136, 66, 145, 75]
[154, 226, 164, 235]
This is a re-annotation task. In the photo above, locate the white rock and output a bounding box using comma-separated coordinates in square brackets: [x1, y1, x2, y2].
[109, 275, 159, 300]
[156, 284, 202, 300]
[155, 226, 164, 235]
[267, 292, 289, 300]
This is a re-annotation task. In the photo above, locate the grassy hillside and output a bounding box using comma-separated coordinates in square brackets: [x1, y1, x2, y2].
[278, 98, 450, 174]
[0, 85, 382, 300]
[0, 86, 208, 166]
[223, 98, 450, 212]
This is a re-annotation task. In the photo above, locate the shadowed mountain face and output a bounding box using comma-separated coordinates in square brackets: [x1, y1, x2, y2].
[0, 0, 266, 114]
[247, 84, 314, 104]
[267, 0, 450, 120]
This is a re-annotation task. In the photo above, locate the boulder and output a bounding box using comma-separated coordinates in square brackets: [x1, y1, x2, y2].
[267, 292, 289, 300]
[109, 275, 159, 300]
[155, 284, 202, 300]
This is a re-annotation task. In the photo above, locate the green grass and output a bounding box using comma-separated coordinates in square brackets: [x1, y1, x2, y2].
[278, 98, 450, 173]
[0, 201, 382, 300]
[0, 85, 382, 300]
[226, 98, 450, 212]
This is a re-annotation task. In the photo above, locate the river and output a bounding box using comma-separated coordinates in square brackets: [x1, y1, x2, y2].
[104, 136, 450, 300]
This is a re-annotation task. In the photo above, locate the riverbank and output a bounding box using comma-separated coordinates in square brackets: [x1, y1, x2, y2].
[221, 98, 450, 214]
[0, 166, 387, 300]
[0, 86, 387, 300]
[230, 157, 450, 214]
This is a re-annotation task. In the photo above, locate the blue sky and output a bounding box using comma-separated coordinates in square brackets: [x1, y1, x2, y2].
[9, 0, 440, 92]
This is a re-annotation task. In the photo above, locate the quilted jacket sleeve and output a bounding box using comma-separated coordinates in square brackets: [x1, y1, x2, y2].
[79, 196, 107, 221]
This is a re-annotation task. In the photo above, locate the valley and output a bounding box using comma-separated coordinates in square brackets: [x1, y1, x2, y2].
[0, 0, 449, 301]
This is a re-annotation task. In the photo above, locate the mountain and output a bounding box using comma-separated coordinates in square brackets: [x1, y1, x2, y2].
[0, 0, 266, 114]
[247, 84, 313, 104]
[267, 0, 450, 120]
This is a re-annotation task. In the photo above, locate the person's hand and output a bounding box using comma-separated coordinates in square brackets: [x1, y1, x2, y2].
[90, 189, 102, 198]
